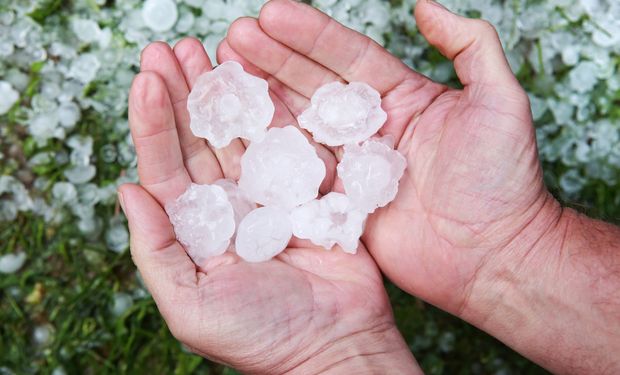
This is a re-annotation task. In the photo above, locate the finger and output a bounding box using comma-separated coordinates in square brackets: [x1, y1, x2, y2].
[118, 183, 198, 325]
[141, 42, 223, 184]
[414, 0, 520, 88]
[226, 17, 342, 99]
[258, 0, 421, 94]
[174, 37, 245, 181]
[217, 40, 338, 192]
[128, 72, 191, 205]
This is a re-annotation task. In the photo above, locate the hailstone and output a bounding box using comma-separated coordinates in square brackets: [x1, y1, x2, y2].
[290, 192, 367, 253]
[235, 206, 292, 262]
[337, 137, 407, 213]
[187, 61, 274, 148]
[214, 178, 256, 235]
[165, 183, 235, 264]
[298, 81, 387, 146]
[238, 126, 326, 209]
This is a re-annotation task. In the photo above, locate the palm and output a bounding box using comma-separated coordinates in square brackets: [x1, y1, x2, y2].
[126, 33, 400, 372]
[219, 0, 547, 314]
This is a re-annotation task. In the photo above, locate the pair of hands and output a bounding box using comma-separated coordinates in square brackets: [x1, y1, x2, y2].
[120, 0, 563, 373]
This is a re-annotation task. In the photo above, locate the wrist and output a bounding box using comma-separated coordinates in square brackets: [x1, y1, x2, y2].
[462, 192, 620, 373]
[285, 322, 421, 375]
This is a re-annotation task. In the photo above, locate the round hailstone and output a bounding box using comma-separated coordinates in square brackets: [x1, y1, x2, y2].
[166, 183, 235, 264]
[337, 137, 407, 213]
[238, 126, 326, 209]
[214, 178, 256, 235]
[298, 81, 387, 146]
[290, 192, 367, 254]
[0, 252, 27, 274]
[235, 206, 292, 263]
[187, 61, 274, 148]
[0, 81, 19, 115]
[142, 0, 178, 32]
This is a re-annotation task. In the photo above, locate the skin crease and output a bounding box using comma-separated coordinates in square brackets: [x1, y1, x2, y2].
[121, 0, 620, 374]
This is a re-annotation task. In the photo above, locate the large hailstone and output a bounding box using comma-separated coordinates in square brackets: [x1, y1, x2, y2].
[142, 0, 178, 32]
[337, 137, 407, 213]
[165, 183, 235, 264]
[235, 206, 292, 263]
[187, 61, 274, 148]
[298, 81, 387, 146]
[290, 193, 367, 254]
[238, 126, 326, 209]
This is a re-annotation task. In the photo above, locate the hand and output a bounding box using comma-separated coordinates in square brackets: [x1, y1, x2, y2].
[222, 0, 556, 318]
[120, 37, 420, 373]
[222, 1, 620, 374]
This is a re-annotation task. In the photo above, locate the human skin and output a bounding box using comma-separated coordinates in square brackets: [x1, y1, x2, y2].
[121, 0, 620, 373]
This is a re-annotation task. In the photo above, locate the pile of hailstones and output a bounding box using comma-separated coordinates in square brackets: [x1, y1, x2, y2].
[167, 61, 406, 264]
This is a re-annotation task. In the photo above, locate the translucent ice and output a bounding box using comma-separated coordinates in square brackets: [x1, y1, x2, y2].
[0, 252, 26, 274]
[0, 81, 19, 115]
[166, 183, 235, 263]
[298, 81, 387, 146]
[290, 193, 367, 253]
[187, 61, 274, 148]
[235, 206, 292, 263]
[238, 126, 326, 209]
[337, 137, 407, 213]
[214, 178, 256, 233]
[142, 0, 178, 32]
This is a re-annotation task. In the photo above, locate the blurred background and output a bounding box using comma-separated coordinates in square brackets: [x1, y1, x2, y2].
[1, 0, 619, 373]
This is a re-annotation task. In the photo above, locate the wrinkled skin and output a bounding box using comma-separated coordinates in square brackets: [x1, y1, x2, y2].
[121, 0, 553, 372]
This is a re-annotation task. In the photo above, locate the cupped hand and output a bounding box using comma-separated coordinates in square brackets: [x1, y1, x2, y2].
[120, 35, 419, 372]
[220, 0, 561, 318]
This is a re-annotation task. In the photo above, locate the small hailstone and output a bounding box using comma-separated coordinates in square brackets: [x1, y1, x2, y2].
[187, 61, 274, 148]
[142, 0, 178, 32]
[68, 53, 101, 84]
[214, 178, 256, 232]
[298, 81, 387, 146]
[52, 182, 77, 204]
[0, 252, 27, 274]
[64, 165, 97, 184]
[111, 292, 133, 316]
[57, 101, 81, 128]
[337, 137, 406, 213]
[238, 126, 326, 209]
[166, 183, 235, 264]
[105, 221, 129, 253]
[33, 324, 54, 346]
[235, 206, 292, 262]
[0, 81, 19, 115]
[71, 19, 102, 44]
[568, 61, 599, 93]
[290, 193, 367, 253]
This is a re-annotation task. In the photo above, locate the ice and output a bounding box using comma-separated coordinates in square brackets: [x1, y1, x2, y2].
[111, 292, 133, 317]
[290, 193, 367, 253]
[166, 183, 235, 263]
[569, 61, 598, 93]
[214, 178, 256, 234]
[142, 0, 178, 32]
[57, 101, 81, 128]
[337, 137, 406, 213]
[68, 53, 101, 84]
[0, 81, 19, 115]
[0, 252, 26, 274]
[235, 206, 292, 262]
[187, 61, 274, 148]
[298, 81, 387, 146]
[52, 182, 77, 204]
[238, 126, 326, 209]
[71, 19, 102, 44]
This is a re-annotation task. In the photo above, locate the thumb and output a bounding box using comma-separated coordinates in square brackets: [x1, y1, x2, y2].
[118, 184, 198, 321]
[415, 0, 519, 88]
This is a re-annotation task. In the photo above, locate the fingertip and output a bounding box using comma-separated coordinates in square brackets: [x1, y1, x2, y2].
[173, 37, 212, 67]
[130, 71, 169, 111]
[226, 17, 259, 51]
[259, 0, 296, 31]
[140, 41, 173, 70]
[215, 38, 232, 64]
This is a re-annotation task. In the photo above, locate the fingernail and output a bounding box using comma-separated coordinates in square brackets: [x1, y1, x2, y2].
[118, 191, 126, 214]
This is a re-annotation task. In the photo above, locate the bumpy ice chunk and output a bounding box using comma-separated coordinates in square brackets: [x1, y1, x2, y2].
[337, 137, 407, 213]
[290, 192, 367, 253]
[214, 178, 256, 235]
[238, 126, 326, 209]
[298, 81, 387, 146]
[166, 183, 235, 264]
[187, 61, 274, 148]
[235, 206, 292, 262]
